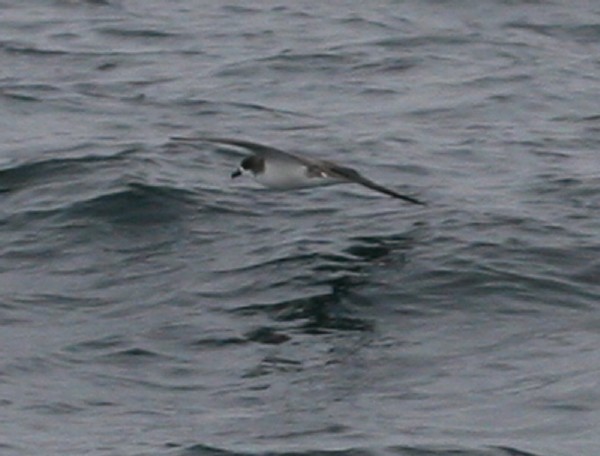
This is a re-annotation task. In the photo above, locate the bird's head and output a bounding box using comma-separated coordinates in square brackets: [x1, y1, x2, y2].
[231, 155, 264, 179]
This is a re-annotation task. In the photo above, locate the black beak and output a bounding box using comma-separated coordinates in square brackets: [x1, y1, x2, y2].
[231, 169, 242, 179]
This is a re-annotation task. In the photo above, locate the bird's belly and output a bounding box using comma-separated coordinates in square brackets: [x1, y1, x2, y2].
[257, 164, 338, 189]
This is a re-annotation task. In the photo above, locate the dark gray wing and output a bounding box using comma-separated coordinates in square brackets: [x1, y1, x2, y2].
[324, 162, 425, 205]
[171, 136, 312, 165]
[172, 136, 424, 204]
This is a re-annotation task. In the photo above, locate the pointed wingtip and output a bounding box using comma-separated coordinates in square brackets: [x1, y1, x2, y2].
[410, 196, 427, 206]
[399, 195, 427, 206]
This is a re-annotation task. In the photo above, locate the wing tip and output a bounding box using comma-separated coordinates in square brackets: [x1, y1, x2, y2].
[401, 195, 426, 205]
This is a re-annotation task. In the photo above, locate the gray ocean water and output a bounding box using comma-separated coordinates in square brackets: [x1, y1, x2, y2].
[1, 1, 599, 455]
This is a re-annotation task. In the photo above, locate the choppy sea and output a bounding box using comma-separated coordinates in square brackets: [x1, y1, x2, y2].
[1, 1, 599, 455]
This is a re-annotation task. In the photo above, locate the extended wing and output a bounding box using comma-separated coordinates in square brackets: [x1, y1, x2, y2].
[324, 163, 425, 205]
[173, 136, 425, 204]
[171, 136, 313, 166]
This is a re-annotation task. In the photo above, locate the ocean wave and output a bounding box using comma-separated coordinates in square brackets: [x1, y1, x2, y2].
[175, 443, 542, 456]
[62, 182, 195, 224]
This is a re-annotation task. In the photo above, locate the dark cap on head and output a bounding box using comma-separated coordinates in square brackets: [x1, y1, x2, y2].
[231, 155, 265, 179]
[241, 155, 264, 173]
